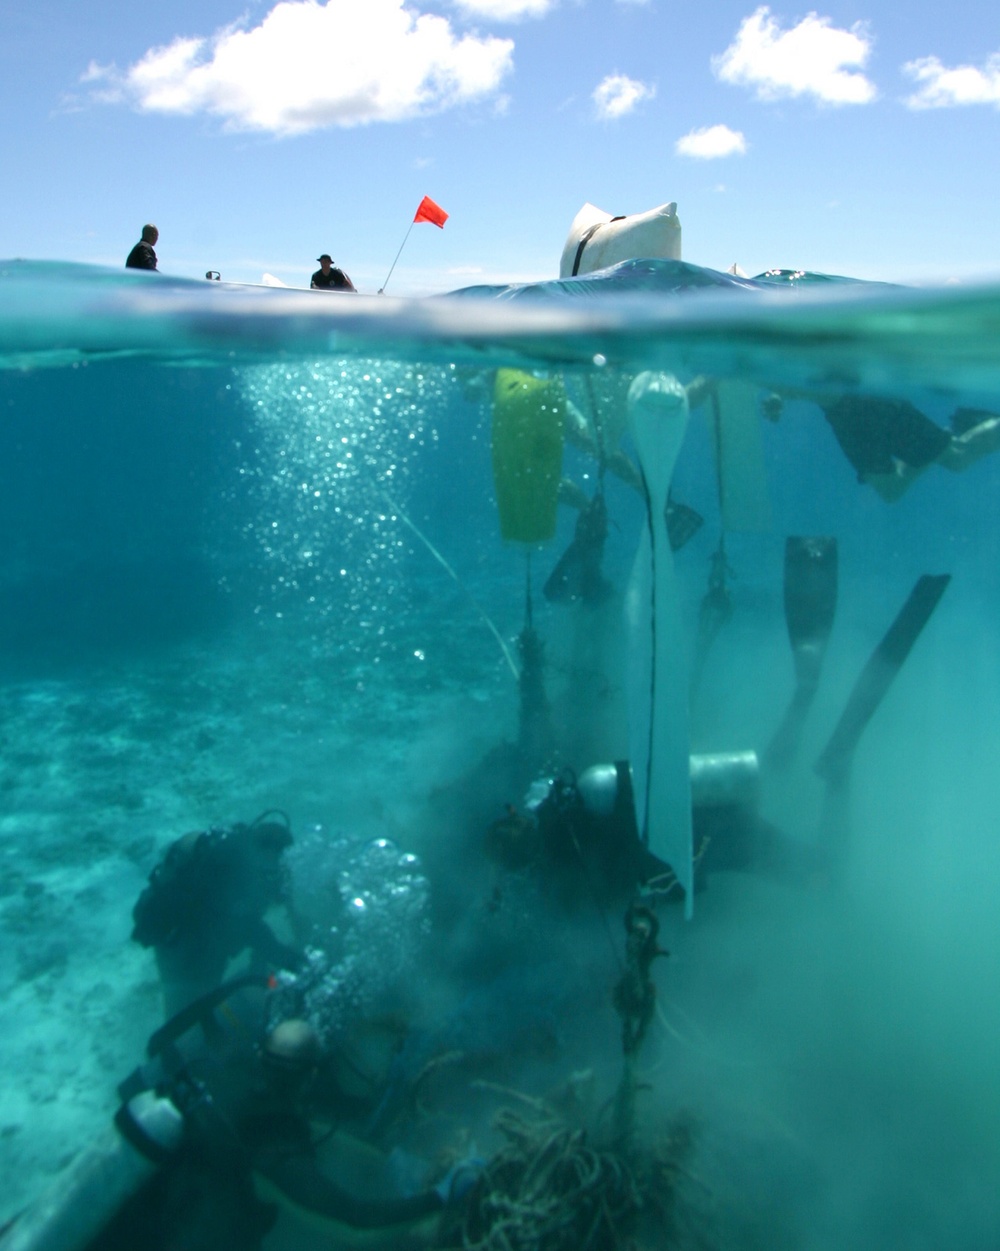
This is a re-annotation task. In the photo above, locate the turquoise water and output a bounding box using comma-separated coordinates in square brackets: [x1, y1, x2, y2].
[1, 259, 999, 1249]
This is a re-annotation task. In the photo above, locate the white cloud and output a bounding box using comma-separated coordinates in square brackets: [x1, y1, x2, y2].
[903, 53, 1000, 108]
[450, 0, 556, 17]
[713, 5, 875, 105]
[85, 0, 514, 135]
[592, 73, 655, 119]
[676, 123, 747, 158]
[80, 60, 126, 105]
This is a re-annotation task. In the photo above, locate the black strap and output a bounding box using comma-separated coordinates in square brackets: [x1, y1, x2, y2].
[117, 973, 269, 1104]
[146, 973, 268, 1059]
[570, 215, 627, 276]
[570, 223, 603, 277]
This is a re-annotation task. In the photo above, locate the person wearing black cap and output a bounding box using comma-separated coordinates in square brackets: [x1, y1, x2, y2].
[310, 253, 356, 291]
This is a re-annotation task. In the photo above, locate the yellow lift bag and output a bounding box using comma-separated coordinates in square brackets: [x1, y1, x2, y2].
[491, 369, 566, 544]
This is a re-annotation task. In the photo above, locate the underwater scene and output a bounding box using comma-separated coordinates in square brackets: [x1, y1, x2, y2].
[1, 257, 999, 1251]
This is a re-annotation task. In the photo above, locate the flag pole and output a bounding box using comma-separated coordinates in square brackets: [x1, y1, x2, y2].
[379, 198, 448, 294]
[378, 222, 415, 295]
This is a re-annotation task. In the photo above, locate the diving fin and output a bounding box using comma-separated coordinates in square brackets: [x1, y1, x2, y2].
[543, 491, 612, 605]
[765, 536, 839, 770]
[664, 495, 704, 552]
[815, 573, 951, 786]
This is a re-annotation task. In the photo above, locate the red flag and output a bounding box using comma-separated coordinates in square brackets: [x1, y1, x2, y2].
[413, 195, 448, 228]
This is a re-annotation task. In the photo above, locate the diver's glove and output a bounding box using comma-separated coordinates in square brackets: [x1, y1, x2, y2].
[434, 1155, 486, 1206]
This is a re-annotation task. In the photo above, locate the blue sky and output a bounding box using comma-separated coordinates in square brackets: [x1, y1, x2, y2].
[2, 0, 999, 293]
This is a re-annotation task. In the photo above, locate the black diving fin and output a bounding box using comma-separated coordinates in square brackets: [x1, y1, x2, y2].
[543, 490, 612, 605]
[814, 572, 951, 786]
[765, 536, 839, 770]
[664, 494, 704, 552]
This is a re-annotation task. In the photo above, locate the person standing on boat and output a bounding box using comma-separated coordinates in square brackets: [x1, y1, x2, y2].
[311, 253, 356, 291]
[125, 224, 159, 271]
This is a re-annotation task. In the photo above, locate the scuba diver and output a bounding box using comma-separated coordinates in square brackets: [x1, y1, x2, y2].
[763, 390, 1000, 502]
[131, 810, 304, 1016]
[42, 976, 480, 1251]
[486, 764, 659, 912]
[485, 756, 825, 915]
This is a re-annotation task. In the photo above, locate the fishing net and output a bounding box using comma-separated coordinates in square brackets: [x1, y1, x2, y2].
[454, 1107, 640, 1251]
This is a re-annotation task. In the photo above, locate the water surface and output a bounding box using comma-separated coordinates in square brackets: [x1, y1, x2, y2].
[1, 259, 998, 1250]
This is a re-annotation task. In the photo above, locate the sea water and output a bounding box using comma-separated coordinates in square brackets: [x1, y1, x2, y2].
[0, 258, 998, 1249]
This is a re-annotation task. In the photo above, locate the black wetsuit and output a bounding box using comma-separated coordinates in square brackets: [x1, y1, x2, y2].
[530, 765, 820, 907]
[533, 766, 661, 911]
[311, 265, 355, 291]
[131, 820, 302, 1016]
[125, 241, 158, 270]
[820, 396, 952, 481]
[90, 983, 444, 1251]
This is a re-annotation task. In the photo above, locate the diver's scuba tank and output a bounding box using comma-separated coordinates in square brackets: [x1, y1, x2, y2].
[575, 762, 624, 816]
[1, 1090, 184, 1251]
[2, 976, 271, 1251]
[571, 753, 760, 820]
[522, 752, 804, 898]
[688, 751, 759, 809]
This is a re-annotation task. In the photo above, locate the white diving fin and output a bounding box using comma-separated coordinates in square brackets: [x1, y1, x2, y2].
[625, 372, 694, 915]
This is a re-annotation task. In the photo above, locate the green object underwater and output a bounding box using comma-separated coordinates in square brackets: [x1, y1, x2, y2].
[490, 368, 566, 544]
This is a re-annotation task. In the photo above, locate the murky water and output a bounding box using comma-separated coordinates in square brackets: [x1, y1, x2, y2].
[1, 258, 998, 1249]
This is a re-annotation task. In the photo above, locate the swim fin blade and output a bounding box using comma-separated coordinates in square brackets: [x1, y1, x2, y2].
[664, 496, 704, 552]
[543, 492, 611, 605]
[814, 572, 950, 785]
[765, 536, 839, 770]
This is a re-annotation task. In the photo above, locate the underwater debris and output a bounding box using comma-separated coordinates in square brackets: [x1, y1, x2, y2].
[445, 1104, 641, 1251]
[430, 902, 708, 1251]
[435, 1092, 706, 1251]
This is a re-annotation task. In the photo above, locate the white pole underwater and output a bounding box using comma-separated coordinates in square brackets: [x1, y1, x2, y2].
[625, 372, 694, 916]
